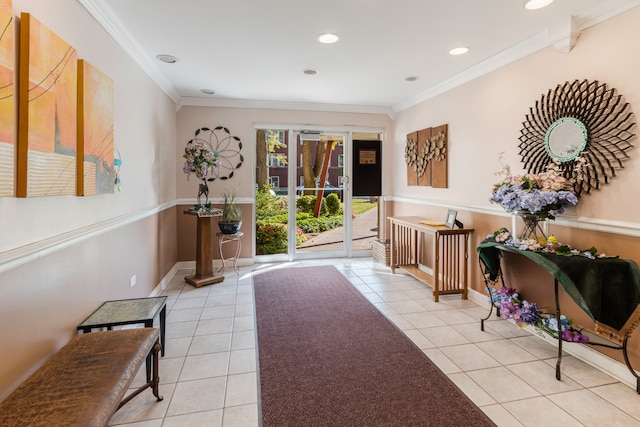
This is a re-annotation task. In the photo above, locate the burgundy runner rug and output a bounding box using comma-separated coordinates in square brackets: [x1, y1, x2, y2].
[254, 265, 496, 426]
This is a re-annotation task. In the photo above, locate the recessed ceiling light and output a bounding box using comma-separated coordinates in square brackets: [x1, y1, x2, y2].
[524, 0, 554, 10]
[405, 76, 420, 82]
[317, 33, 340, 44]
[449, 47, 469, 56]
[156, 54, 179, 64]
[303, 68, 319, 75]
[200, 89, 215, 95]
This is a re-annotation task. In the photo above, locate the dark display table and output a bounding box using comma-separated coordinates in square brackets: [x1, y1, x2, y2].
[478, 241, 640, 392]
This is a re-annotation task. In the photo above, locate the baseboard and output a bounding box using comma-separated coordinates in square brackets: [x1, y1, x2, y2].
[468, 287, 637, 390]
[150, 258, 254, 295]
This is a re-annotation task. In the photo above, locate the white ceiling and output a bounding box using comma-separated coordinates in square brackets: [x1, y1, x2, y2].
[79, 0, 640, 114]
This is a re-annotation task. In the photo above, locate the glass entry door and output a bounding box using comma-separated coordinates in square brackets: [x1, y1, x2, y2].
[293, 132, 347, 258]
[255, 127, 381, 260]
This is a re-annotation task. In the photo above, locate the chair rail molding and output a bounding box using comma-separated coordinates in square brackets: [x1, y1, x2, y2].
[386, 195, 640, 238]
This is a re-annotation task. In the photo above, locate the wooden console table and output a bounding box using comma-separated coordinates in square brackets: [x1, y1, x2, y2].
[389, 216, 473, 301]
[184, 209, 224, 287]
[478, 240, 640, 392]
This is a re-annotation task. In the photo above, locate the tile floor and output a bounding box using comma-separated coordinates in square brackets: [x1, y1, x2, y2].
[109, 258, 640, 427]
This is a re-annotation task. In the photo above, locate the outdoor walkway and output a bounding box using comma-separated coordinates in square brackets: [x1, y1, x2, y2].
[297, 206, 379, 252]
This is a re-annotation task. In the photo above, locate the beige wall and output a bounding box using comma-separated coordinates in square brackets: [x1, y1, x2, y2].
[388, 5, 640, 286]
[391, 7, 640, 222]
[388, 7, 640, 370]
[0, 0, 178, 398]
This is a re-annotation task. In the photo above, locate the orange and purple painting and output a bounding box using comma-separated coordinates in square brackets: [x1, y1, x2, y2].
[0, 0, 14, 197]
[78, 60, 114, 196]
[17, 12, 77, 197]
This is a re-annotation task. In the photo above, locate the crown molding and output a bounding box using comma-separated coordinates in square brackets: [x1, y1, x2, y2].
[176, 96, 394, 118]
[77, 0, 181, 102]
[80, 0, 640, 116]
[392, 31, 549, 113]
[392, 0, 640, 113]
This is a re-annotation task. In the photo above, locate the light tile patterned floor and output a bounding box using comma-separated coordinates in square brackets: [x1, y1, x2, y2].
[109, 258, 640, 426]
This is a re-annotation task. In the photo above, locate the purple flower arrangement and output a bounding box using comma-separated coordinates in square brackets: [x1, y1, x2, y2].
[490, 158, 578, 220]
[487, 286, 589, 343]
[183, 140, 219, 180]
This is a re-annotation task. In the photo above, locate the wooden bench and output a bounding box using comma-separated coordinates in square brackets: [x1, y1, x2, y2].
[0, 328, 163, 426]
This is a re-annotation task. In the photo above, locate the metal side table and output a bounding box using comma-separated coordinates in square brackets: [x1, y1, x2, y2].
[217, 231, 243, 274]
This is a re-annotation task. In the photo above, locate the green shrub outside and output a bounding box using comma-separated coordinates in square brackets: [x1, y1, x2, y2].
[256, 184, 287, 221]
[256, 187, 351, 254]
[255, 220, 308, 255]
[296, 195, 328, 216]
[325, 193, 341, 215]
[257, 212, 343, 234]
[255, 220, 288, 255]
[295, 213, 343, 233]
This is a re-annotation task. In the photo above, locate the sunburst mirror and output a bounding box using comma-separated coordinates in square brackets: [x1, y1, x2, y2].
[519, 79, 636, 195]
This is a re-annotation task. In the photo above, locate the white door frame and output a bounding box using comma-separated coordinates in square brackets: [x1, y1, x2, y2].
[253, 124, 384, 262]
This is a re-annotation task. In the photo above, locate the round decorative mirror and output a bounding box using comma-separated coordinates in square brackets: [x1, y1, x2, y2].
[519, 79, 636, 195]
[544, 117, 588, 162]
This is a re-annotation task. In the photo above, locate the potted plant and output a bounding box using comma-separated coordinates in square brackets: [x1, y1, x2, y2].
[218, 189, 242, 234]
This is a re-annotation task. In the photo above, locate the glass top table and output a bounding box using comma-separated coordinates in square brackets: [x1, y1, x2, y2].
[77, 296, 167, 357]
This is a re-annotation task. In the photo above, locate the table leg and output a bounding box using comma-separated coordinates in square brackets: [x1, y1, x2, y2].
[151, 339, 163, 401]
[232, 236, 241, 273]
[218, 236, 226, 275]
[390, 222, 396, 273]
[555, 279, 563, 381]
[160, 305, 166, 357]
[145, 351, 152, 384]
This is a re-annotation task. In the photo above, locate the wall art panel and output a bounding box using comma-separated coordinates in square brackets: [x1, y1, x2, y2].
[77, 59, 114, 196]
[0, 0, 14, 196]
[17, 12, 77, 197]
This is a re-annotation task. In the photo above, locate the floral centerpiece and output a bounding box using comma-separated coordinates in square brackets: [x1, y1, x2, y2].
[183, 140, 219, 180]
[183, 140, 219, 208]
[489, 286, 589, 343]
[489, 155, 579, 243]
[489, 158, 578, 221]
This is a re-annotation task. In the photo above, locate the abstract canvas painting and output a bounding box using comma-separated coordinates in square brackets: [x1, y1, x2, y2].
[77, 60, 114, 196]
[0, 0, 14, 197]
[17, 12, 77, 197]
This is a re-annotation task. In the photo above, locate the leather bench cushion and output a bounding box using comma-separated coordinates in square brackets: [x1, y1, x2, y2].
[0, 328, 159, 427]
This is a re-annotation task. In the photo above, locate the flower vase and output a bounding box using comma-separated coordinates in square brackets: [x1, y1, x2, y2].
[516, 212, 548, 245]
[196, 180, 209, 207]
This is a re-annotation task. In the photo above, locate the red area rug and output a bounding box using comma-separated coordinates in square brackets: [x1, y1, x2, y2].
[254, 265, 496, 426]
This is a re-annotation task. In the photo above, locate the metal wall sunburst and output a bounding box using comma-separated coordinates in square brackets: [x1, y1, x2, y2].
[189, 126, 243, 182]
[518, 79, 636, 196]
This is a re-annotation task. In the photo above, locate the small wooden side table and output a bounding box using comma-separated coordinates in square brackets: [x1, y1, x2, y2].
[217, 231, 244, 274]
[184, 209, 225, 287]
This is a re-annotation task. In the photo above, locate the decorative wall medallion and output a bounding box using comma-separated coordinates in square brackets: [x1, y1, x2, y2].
[519, 79, 636, 195]
[189, 126, 243, 181]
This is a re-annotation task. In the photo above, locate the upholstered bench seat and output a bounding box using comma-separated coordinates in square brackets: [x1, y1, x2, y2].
[0, 328, 162, 427]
